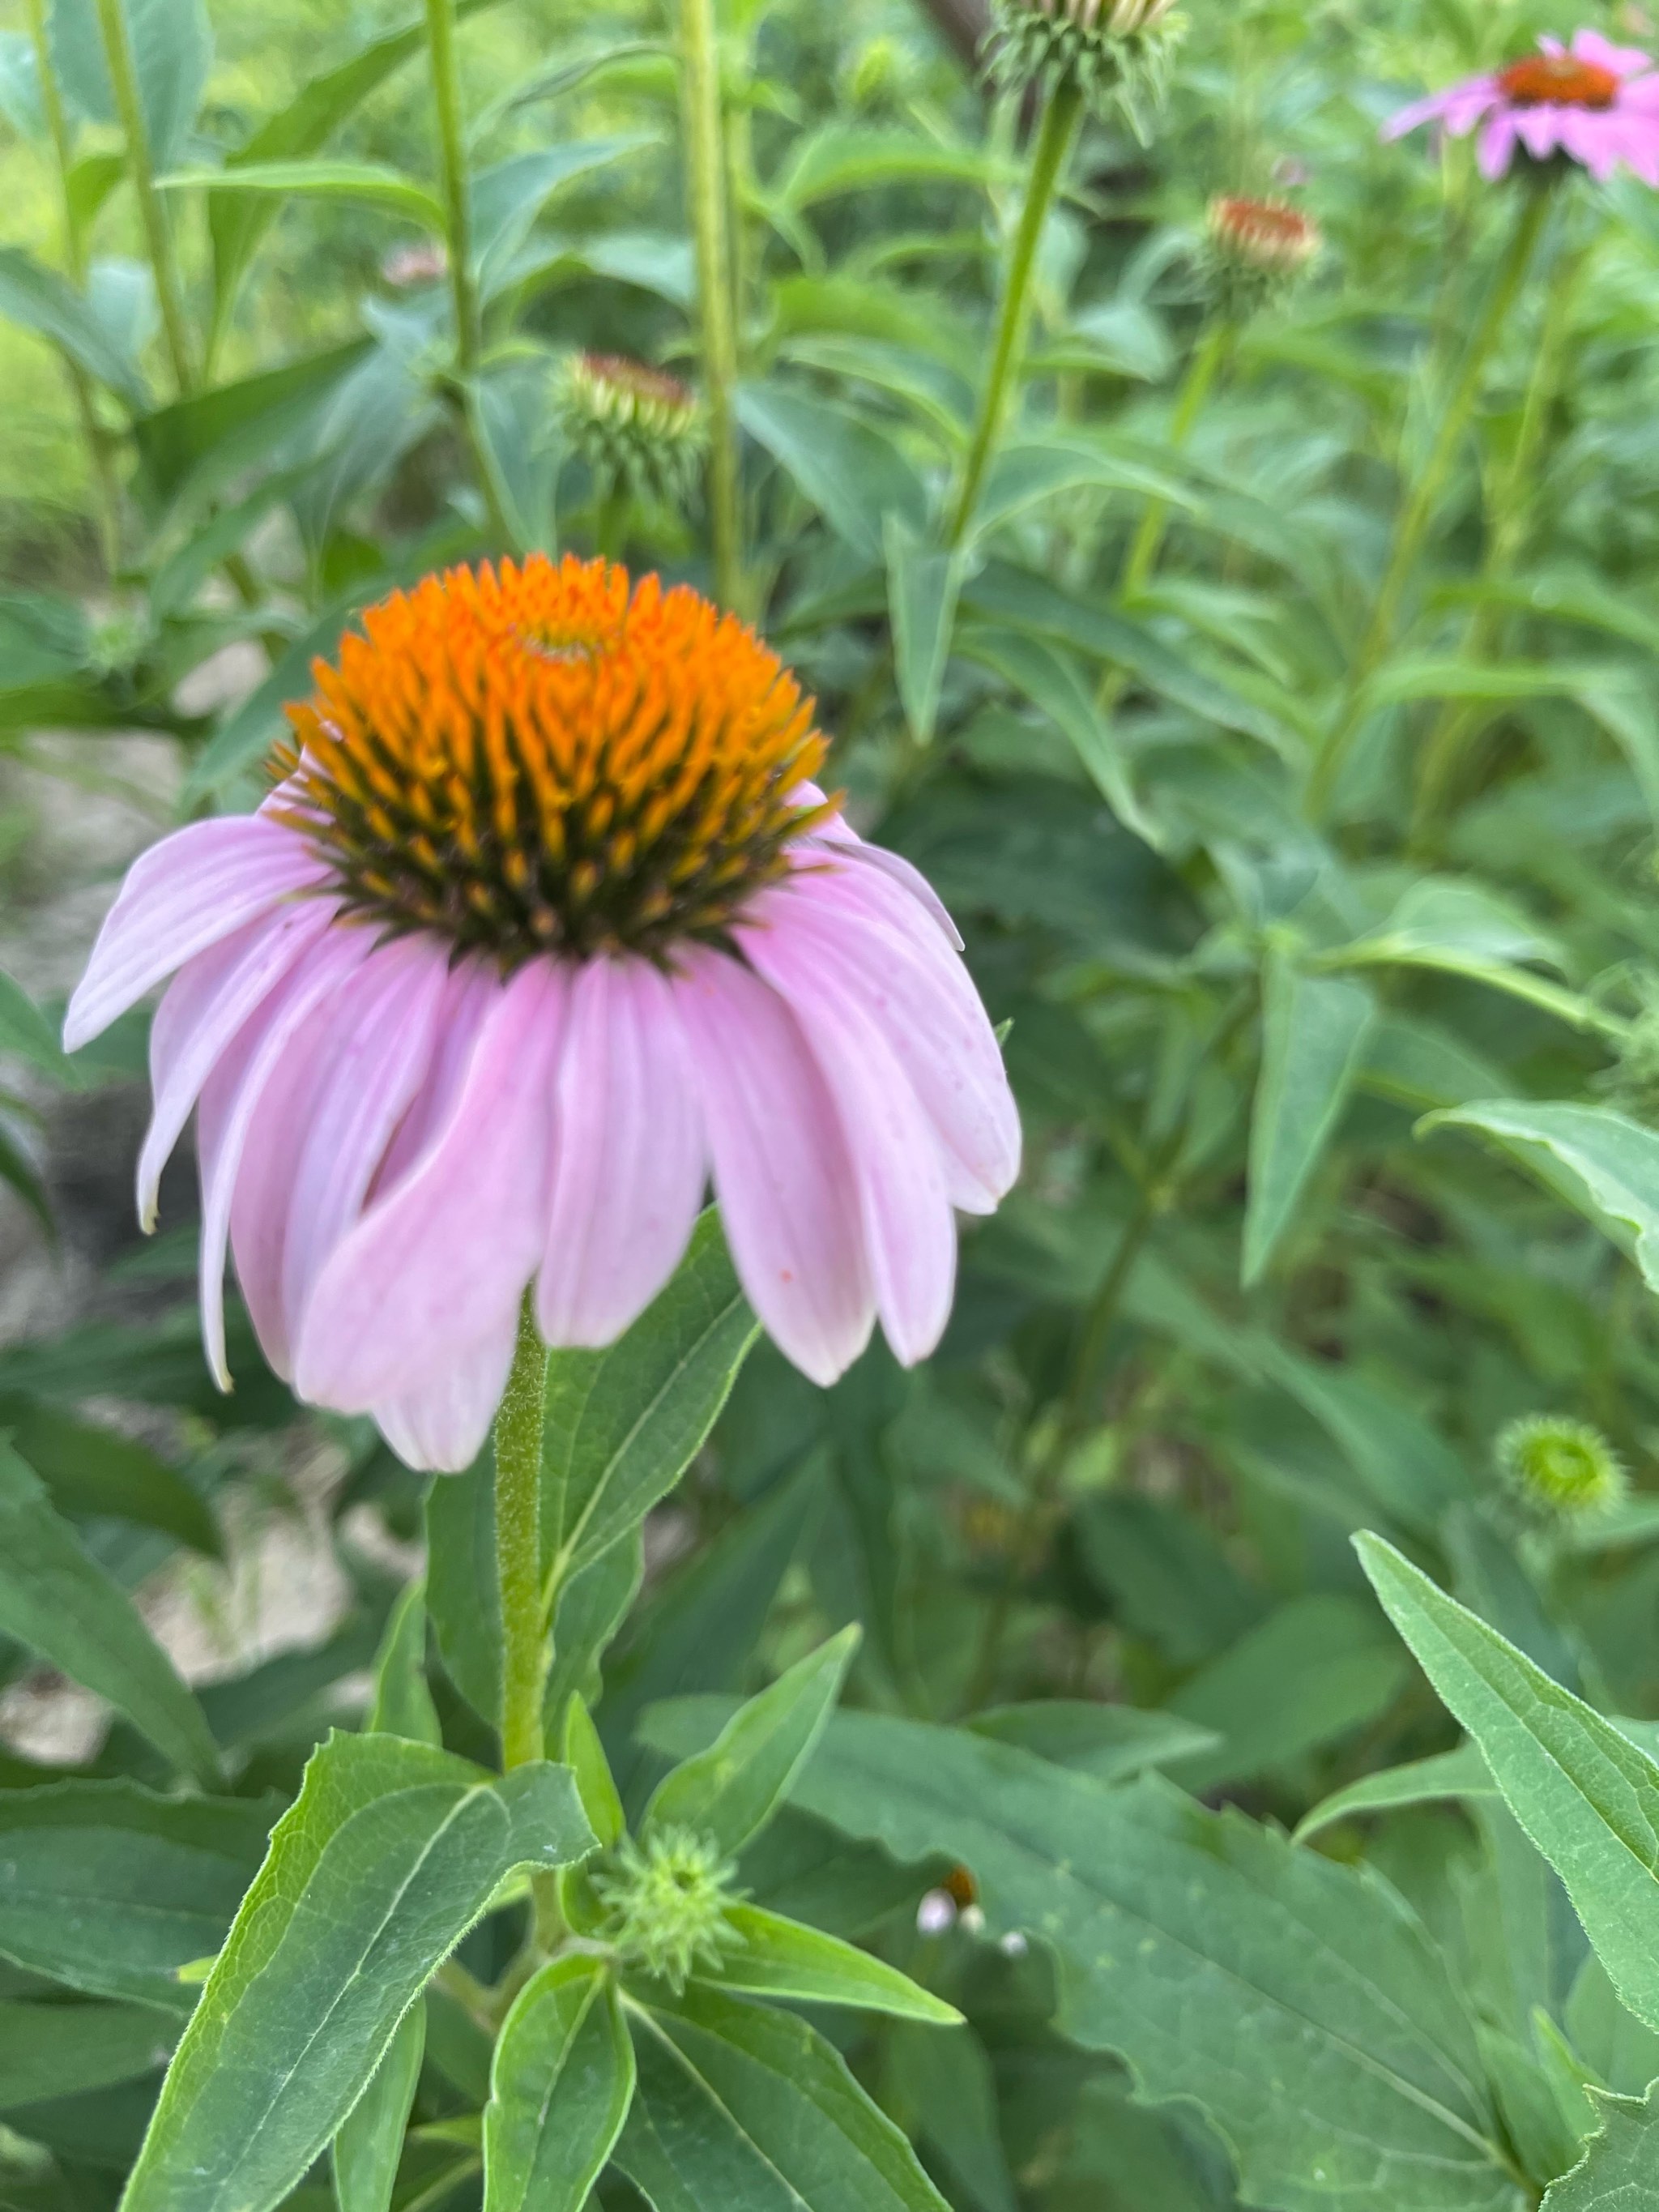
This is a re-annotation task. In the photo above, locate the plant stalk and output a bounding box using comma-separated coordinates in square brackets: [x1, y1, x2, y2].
[92, 0, 194, 395]
[680, 0, 742, 609]
[1118, 317, 1230, 600]
[949, 71, 1083, 549]
[494, 1296, 550, 1770]
[25, 0, 121, 574]
[425, 0, 480, 380]
[1307, 184, 1551, 820]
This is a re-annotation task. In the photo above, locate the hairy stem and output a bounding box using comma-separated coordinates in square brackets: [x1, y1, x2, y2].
[680, 0, 742, 609]
[25, 0, 121, 574]
[426, 0, 480, 379]
[1308, 184, 1551, 821]
[92, 0, 194, 395]
[949, 73, 1083, 549]
[495, 1296, 550, 1770]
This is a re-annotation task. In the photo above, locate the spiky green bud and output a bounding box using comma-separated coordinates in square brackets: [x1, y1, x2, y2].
[1495, 1415, 1627, 1518]
[556, 353, 705, 514]
[989, 0, 1186, 142]
[592, 1826, 744, 1991]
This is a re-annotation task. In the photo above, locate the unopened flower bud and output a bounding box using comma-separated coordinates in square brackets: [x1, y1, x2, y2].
[1495, 1414, 1627, 1518]
[1202, 194, 1320, 320]
[592, 1825, 744, 1990]
[989, 0, 1186, 141]
[556, 352, 705, 514]
[917, 1888, 957, 1935]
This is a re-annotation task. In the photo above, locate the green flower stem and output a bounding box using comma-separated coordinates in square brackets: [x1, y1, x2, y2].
[1410, 220, 1590, 847]
[680, 0, 742, 609]
[23, 0, 120, 574]
[1118, 316, 1230, 600]
[92, 0, 194, 395]
[1307, 184, 1551, 822]
[948, 72, 1084, 549]
[494, 1296, 551, 1771]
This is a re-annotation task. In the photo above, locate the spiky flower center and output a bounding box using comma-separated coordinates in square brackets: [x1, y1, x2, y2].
[1023, 0, 1175, 27]
[593, 1826, 745, 1991]
[1496, 1415, 1626, 1516]
[1497, 53, 1619, 108]
[1207, 194, 1320, 272]
[273, 556, 829, 965]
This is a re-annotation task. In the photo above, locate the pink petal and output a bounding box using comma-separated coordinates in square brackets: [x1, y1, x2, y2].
[735, 923, 956, 1367]
[138, 901, 338, 1232]
[1572, 28, 1653, 76]
[536, 956, 706, 1348]
[293, 959, 566, 1414]
[369, 957, 497, 1202]
[1478, 109, 1522, 176]
[1556, 108, 1618, 176]
[672, 947, 873, 1386]
[1383, 80, 1495, 140]
[753, 873, 1019, 1212]
[195, 930, 370, 1388]
[65, 816, 330, 1053]
[372, 1313, 520, 1474]
[791, 800, 964, 950]
[278, 935, 450, 1354]
[1516, 105, 1567, 157]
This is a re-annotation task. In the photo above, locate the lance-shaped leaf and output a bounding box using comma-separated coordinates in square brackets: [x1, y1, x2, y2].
[0, 246, 147, 406]
[0, 1442, 217, 1783]
[334, 2000, 425, 2212]
[366, 1581, 441, 1745]
[484, 1956, 634, 2212]
[1243, 955, 1374, 1283]
[617, 1983, 949, 2212]
[158, 160, 444, 231]
[885, 518, 967, 746]
[1542, 2082, 1659, 2209]
[695, 1904, 960, 2022]
[959, 623, 1159, 848]
[48, 0, 211, 174]
[637, 1702, 1516, 2212]
[0, 1998, 175, 2106]
[122, 1733, 595, 2212]
[1358, 1532, 1659, 2037]
[736, 382, 927, 560]
[542, 1211, 759, 1585]
[1294, 1744, 1497, 1844]
[643, 1626, 859, 1856]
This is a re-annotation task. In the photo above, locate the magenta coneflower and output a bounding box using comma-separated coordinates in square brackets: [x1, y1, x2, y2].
[66, 557, 1020, 1471]
[1384, 29, 1659, 182]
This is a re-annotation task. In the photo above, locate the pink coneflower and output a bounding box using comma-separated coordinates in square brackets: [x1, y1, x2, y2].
[1384, 29, 1659, 182]
[65, 557, 1019, 1471]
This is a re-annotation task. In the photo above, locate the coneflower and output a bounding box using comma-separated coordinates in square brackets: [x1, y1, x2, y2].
[990, 0, 1185, 140]
[556, 352, 706, 515]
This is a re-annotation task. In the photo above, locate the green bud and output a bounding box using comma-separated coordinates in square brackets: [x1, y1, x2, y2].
[1201, 194, 1320, 322]
[556, 352, 706, 514]
[592, 1825, 745, 1991]
[988, 0, 1186, 142]
[1495, 1414, 1627, 1518]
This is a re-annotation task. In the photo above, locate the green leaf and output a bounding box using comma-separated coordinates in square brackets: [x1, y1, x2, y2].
[884, 519, 966, 746]
[49, 0, 211, 173]
[484, 1957, 634, 2212]
[333, 2000, 424, 2212]
[0, 246, 147, 406]
[618, 1983, 949, 2212]
[771, 122, 1008, 210]
[1422, 1102, 1659, 1293]
[638, 1705, 1516, 2212]
[696, 1903, 960, 2022]
[3, 1399, 218, 1553]
[643, 1625, 860, 1856]
[1358, 1533, 1659, 2035]
[472, 358, 564, 555]
[0, 33, 45, 141]
[563, 1694, 625, 1851]
[0, 1998, 173, 2106]
[542, 1211, 760, 1585]
[1294, 1745, 1498, 1844]
[886, 2020, 1018, 2212]
[0, 969, 72, 1074]
[959, 623, 1160, 848]
[1243, 955, 1375, 1284]
[965, 1701, 1219, 1782]
[544, 1530, 642, 1733]
[973, 432, 1190, 538]
[158, 160, 443, 230]
[1542, 2082, 1659, 2209]
[365, 1581, 441, 1745]
[471, 139, 654, 293]
[122, 1734, 595, 2212]
[426, 1453, 502, 1727]
[133, 339, 368, 512]
[736, 382, 927, 560]
[0, 1783, 271, 2009]
[0, 1442, 217, 1782]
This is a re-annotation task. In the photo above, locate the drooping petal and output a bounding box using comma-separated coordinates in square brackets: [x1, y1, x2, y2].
[278, 934, 450, 1353]
[1515, 103, 1567, 159]
[294, 959, 566, 1414]
[536, 955, 706, 1347]
[1383, 80, 1496, 140]
[1478, 107, 1523, 176]
[1572, 27, 1654, 76]
[753, 872, 1019, 1211]
[372, 1312, 521, 1474]
[672, 946, 873, 1386]
[195, 931, 371, 1388]
[792, 796, 964, 950]
[736, 920, 957, 1366]
[64, 816, 329, 1053]
[138, 901, 338, 1232]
